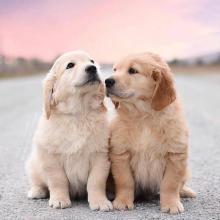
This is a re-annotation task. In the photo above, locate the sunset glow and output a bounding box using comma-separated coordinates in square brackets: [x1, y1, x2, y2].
[0, 0, 219, 62]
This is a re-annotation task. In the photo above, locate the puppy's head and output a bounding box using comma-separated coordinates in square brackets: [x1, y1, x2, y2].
[44, 50, 103, 119]
[105, 52, 176, 111]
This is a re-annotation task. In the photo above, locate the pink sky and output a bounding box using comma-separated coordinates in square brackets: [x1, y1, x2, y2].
[0, 0, 219, 62]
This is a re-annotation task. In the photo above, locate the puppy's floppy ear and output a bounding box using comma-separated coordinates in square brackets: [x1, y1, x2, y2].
[43, 73, 56, 119]
[151, 68, 176, 111]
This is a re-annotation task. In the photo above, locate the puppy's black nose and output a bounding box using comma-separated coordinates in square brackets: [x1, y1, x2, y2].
[85, 65, 97, 75]
[105, 78, 115, 88]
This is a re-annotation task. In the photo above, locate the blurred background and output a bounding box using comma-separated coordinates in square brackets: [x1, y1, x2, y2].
[0, 0, 220, 77]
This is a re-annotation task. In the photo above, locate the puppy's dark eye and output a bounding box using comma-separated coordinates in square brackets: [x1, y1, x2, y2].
[128, 67, 138, 74]
[90, 59, 94, 63]
[66, 62, 75, 69]
[113, 68, 116, 72]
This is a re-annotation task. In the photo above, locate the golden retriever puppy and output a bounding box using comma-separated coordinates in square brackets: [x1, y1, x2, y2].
[105, 52, 196, 214]
[26, 51, 112, 211]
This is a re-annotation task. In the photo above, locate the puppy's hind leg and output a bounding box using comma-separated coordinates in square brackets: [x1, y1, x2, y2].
[180, 185, 196, 198]
[28, 186, 48, 199]
[26, 160, 48, 199]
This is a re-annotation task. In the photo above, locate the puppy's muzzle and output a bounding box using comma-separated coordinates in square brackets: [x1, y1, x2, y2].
[105, 77, 134, 99]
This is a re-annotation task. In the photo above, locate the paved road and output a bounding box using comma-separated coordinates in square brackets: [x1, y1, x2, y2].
[0, 70, 220, 219]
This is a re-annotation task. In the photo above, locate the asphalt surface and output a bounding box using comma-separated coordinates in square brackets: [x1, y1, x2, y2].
[0, 69, 220, 220]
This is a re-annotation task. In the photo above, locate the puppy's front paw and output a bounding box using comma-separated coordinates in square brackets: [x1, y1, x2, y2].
[49, 196, 71, 209]
[89, 197, 113, 211]
[113, 197, 134, 210]
[28, 187, 48, 199]
[161, 200, 184, 214]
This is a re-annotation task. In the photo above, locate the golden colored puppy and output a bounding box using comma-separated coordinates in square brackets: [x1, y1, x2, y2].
[105, 52, 196, 214]
[26, 51, 112, 211]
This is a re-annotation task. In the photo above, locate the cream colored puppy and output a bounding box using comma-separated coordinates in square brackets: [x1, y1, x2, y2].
[105, 52, 196, 214]
[26, 51, 112, 211]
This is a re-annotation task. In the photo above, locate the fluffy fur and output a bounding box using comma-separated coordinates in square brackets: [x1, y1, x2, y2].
[106, 52, 196, 214]
[26, 51, 112, 211]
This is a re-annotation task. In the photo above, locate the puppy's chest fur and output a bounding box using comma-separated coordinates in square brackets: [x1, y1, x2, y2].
[113, 118, 167, 194]
[63, 116, 107, 196]
[130, 125, 166, 194]
[39, 113, 108, 154]
[62, 151, 91, 198]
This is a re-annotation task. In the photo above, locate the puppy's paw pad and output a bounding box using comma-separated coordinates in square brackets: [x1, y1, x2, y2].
[89, 198, 113, 211]
[49, 197, 71, 209]
[161, 201, 184, 214]
[113, 198, 134, 210]
[28, 188, 47, 199]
